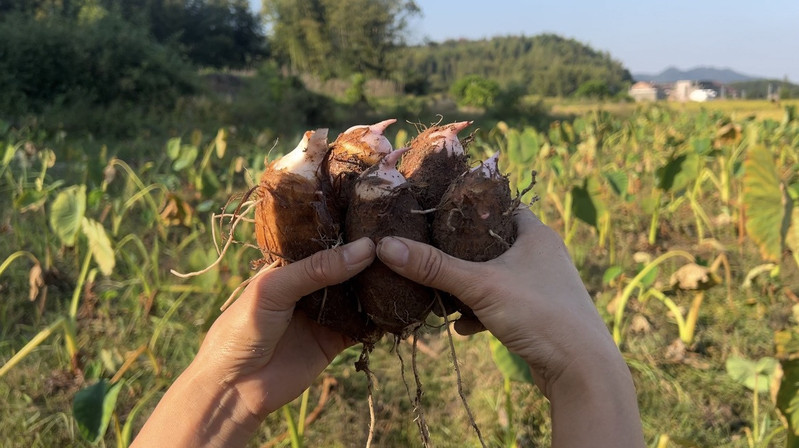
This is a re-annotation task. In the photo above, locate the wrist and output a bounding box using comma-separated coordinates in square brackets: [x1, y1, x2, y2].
[133, 362, 261, 448]
[544, 349, 645, 447]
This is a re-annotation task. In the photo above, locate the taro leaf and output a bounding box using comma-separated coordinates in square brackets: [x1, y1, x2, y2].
[489, 336, 534, 384]
[73, 379, 124, 443]
[656, 153, 700, 193]
[638, 264, 659, 289]
[571, 175, 606, 229]
[742, 145, 785, 262]
[726, 356, 778, 393]
[603, 170, 628, 199]
[50, 185, 87, 246]
[81, 218, 115, 276]
[691, 137, 712, 155]
[172, 145, 198, 172]
[166, 137, 181, 160]
[603, 266, 623, 286]
[777, 359, 799, 439]
[520, 127, 541, 163]
[215, 128, 227, 159]
[505, 128, 522, 166]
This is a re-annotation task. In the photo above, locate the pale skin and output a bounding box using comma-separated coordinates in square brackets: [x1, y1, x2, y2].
[132, 208, 645, 447]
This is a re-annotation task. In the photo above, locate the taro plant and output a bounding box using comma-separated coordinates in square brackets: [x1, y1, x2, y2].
[726, 356, 785, 448]
[0, 184, 116, 376]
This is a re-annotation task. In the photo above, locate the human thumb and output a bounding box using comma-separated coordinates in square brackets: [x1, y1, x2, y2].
[376, 237, 482, 302]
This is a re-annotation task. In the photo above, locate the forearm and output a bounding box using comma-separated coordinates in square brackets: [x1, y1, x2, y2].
[546, 351, 645, 448]
[132, 363, 260, 448]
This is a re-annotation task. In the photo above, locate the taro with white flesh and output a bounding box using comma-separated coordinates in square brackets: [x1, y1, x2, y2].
[254, 129, 382, 343]
[346, 148, 434, 335]
[326, 119, 397, 216]
[431, 153, 515, 317]
[398, 121, 472, 210]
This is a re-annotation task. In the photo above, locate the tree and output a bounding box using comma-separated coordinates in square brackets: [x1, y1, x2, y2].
[262, 0, 419, 78]
[450, 75, 500, 108]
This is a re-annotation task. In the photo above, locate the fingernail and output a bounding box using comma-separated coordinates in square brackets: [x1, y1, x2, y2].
[377, 237, 409, 267]
[342, 238, 374, 268]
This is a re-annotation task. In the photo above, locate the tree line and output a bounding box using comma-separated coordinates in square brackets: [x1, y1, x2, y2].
[1, 0, 634, 125]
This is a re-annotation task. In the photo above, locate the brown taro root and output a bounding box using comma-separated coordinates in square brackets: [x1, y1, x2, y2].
[326, 119, 397, 218]
[346, 148, 434, 335]
[431, 153, 515, 317]
[398, 121, 472, 210]
[254, 129, 382, 343]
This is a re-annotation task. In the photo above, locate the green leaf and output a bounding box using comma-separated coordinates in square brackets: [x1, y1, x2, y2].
[787, 207, 799, 257]
[215, 128, 228, 159]
[519, 127, 541, 163]
[638, 264, 658, 289]
[50, 185, 87, 246]
[691, 137, 712, 155]
[603, 170, 628, 199]
[489, 336, 534, 384]
[172, 145, 198, 172]
[726, 356, 778, 393]
[656, 153, 700, 192]
[571, 175, 606, 229]
[777, 359, 799, 437]
[603, 266, 623, 286]
[742, 145, 786, 261]
[73, 379, 124, 443]
[81, 218, 115, 276]
[166, 137, 181, 160]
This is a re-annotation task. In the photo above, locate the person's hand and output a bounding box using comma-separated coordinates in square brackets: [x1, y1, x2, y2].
[375, 207, 645, 447]
[132, 237, 375, 448]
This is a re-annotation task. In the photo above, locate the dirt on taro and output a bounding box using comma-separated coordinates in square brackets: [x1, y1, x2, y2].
[1, 100, 799, 447]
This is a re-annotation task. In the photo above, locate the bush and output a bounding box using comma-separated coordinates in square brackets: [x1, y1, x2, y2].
[0, 13, 196, 119]
[449, 75, 501, 109]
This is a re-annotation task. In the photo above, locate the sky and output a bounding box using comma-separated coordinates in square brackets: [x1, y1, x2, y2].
[249, 0, 799, 81]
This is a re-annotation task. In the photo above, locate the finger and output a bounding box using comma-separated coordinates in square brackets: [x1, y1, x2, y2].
[376, 237, 482, 299]
[253, 237, 375, 312]
[512, 206, 548, 245]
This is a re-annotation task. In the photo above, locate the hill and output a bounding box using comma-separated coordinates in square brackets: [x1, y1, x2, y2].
[397, 34, 633, 97]
[634, 66, 758, 83]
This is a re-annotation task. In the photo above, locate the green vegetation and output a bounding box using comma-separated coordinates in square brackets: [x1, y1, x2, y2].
[397, 34, 633, 96]
[2, 102, 799, 447]
[2, 2, 799, 446]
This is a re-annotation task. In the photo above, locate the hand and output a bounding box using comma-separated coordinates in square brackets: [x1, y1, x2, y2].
[375, 207, 645, 447]
[133, 237, 375, 448]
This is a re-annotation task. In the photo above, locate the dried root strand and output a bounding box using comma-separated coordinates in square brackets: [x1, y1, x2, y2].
[170, 199, 259, 279]
[356, 345, 377, 448]
[411, 330, 432, 447]
[438, 294, 487, 448]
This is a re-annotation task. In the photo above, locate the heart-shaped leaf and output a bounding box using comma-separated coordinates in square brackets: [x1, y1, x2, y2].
[81, 218, 115, 276]
[726, 356, 778, 393]
[49, 185, 87, 246]
[742, 145, 785, 261]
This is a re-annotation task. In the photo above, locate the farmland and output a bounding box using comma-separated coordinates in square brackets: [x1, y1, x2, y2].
[1, 97, 798, 447]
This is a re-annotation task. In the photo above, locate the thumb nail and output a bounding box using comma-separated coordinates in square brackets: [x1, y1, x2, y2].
[377, 237, 409, 267]
[342, 238, 374, 269]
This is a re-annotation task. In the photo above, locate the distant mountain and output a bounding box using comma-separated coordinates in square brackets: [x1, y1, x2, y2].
[634, 66, 759, 83]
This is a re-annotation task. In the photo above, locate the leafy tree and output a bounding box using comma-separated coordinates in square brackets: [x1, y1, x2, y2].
[397, 34, 632, 97]
[262, 0, 419, 78]
[450, 75, 501, 108]
[574, 80, 610, 99]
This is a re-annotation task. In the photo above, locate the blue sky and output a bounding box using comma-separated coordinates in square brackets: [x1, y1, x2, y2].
[249, 0, 799, 81]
